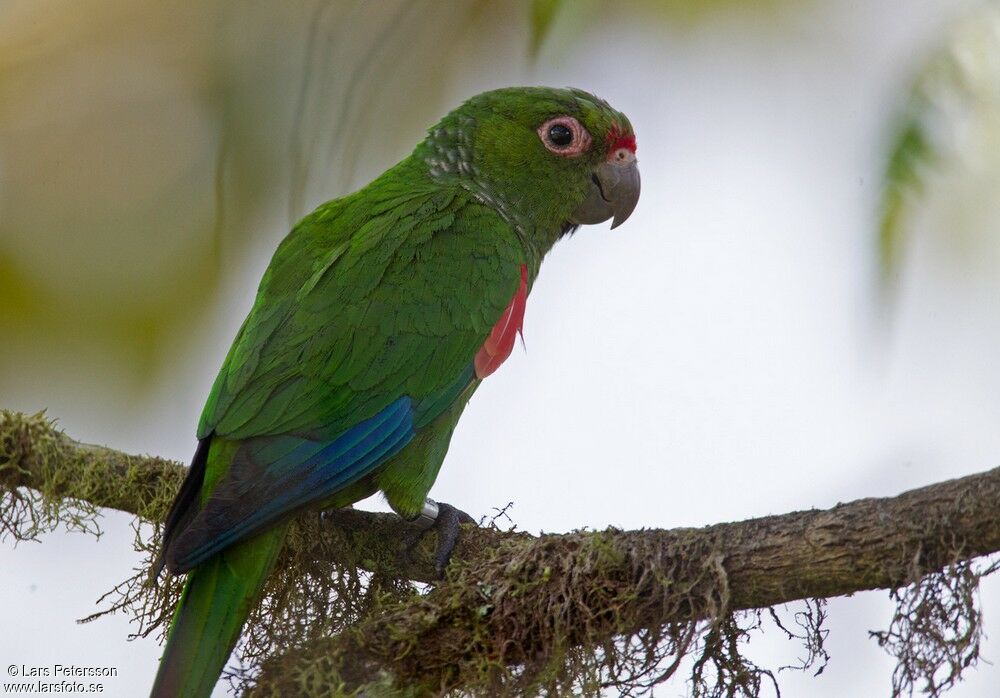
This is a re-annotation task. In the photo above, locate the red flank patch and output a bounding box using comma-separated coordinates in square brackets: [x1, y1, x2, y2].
[475, 265, 528, 379]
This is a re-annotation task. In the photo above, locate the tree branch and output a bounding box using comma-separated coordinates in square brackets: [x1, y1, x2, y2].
[3, 409, 998, 695]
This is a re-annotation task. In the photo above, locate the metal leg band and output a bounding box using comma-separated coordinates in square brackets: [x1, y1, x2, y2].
[409, 498, 439, 530]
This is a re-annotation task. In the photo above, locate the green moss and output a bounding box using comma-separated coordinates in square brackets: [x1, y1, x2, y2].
[1, 410, 104, 541]
[5, 410, 996, 697]
[250, 527, 785, 697]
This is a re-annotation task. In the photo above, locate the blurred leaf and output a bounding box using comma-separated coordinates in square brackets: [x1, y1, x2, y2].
[878, 4, 1000, 282]
[879, 117, 936, 280]
[530, 0, 563, 57]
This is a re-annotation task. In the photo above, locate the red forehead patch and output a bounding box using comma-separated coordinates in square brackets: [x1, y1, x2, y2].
[606, 122, 636, 154]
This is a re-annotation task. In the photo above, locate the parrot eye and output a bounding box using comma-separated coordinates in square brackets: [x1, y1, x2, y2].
[538, 116, 591, 157]
[549, 124, 572, 146]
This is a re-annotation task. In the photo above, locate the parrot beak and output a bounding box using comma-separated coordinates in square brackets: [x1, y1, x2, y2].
[569, 151, 640, 229]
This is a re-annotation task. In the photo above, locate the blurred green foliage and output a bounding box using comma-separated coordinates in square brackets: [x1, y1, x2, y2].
[879, 3, 1000, 284]
[0, 0, 508, 393]
[880, 117, 935, 282]
[531, 0, 565, 57]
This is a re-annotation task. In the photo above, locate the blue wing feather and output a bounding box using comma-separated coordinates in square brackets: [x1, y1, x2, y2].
[168, 397, 417, 572]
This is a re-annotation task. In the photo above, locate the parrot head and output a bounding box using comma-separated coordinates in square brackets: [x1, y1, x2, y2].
[418, 87, 639, 242]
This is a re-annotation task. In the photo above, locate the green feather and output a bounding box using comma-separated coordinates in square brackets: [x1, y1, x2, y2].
[151, 440, 287, 698]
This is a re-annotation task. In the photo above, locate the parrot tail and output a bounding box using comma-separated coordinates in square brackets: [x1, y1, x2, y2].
[150, 435, 289, 698]
[149, 524, 287, 698]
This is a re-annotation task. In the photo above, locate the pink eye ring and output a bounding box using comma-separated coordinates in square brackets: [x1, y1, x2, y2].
[538, 116, 591, 157]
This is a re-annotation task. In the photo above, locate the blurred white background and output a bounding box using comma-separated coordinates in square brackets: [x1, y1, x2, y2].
[3, 0, 999, 695]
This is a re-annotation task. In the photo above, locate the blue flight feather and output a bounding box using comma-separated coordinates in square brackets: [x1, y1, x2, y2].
[171, 397, 416, 570]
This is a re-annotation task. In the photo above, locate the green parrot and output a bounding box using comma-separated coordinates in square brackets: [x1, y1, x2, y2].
[150, 86, 639, 697]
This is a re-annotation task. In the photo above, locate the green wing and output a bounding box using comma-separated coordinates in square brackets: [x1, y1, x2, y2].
[164, 171, 522, 572]
[200, 183, 521, 440]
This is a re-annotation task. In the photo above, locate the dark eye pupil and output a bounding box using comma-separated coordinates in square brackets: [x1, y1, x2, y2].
[548, 124, 573, 147]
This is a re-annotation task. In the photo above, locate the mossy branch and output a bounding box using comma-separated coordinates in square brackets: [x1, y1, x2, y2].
[3, 409, 999, 696]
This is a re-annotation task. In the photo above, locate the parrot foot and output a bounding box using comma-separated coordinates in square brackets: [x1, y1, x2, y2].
[404, 498, 475, 577]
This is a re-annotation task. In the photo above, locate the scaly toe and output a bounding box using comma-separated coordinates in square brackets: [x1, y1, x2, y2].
[432, 502, 476, 577]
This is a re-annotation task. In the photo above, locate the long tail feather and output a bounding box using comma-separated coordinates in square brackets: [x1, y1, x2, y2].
[149, 522, 287, 698]
[151, 435, 289, 698]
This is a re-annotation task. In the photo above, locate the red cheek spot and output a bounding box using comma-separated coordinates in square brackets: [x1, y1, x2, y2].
[606, 121, 637, 155]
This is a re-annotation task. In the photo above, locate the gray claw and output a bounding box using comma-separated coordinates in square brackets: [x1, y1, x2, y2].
[432, 502, 475, 576]
[402, 498, 475, 578]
